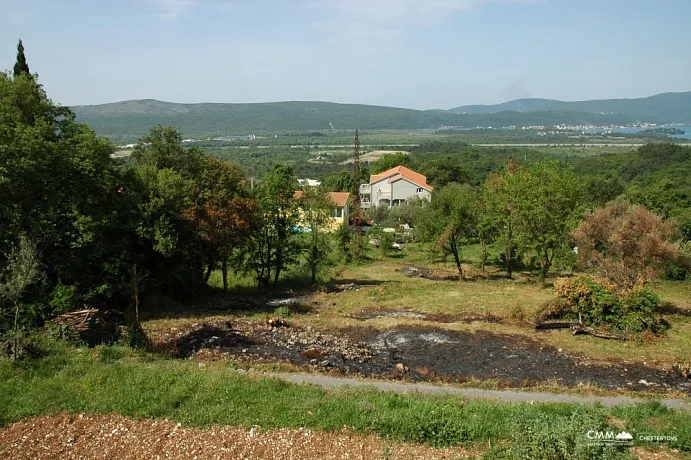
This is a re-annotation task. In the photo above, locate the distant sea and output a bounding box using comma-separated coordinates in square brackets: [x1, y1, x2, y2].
[581, 125, 691, 139]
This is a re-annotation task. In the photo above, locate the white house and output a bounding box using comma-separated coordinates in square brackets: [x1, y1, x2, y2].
[360, 165, 433, 209]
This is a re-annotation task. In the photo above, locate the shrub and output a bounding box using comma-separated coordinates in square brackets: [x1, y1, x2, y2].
[553, 276, 666, 334]
[49, 282, 82, 316]
[273, 305, 292, 317]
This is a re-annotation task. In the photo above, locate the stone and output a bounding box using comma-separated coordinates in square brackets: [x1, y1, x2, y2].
[395, 363, 408, 373]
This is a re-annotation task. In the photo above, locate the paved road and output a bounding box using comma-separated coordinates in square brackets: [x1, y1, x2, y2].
[274, 373, 691, 411]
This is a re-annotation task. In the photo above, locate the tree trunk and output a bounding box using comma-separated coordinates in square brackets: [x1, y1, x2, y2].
[450, 238, 463, 278]
[204, 264, 213, 283]
[506, 225, 513, 279]
[13, 302, 20, 361]
[221, 258, 229, 294]
[480, 239, 488, 273]
[273, 248, 282, 287]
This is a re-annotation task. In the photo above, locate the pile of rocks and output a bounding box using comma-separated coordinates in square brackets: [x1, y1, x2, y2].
[267, 326, 376, 363]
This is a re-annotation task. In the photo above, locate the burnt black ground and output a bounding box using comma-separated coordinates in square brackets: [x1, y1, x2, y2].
[158, 319, 691, 395]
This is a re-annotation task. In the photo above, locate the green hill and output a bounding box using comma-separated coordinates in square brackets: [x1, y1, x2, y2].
[449, 91, 691, 123]
[72, 99, 644, 141]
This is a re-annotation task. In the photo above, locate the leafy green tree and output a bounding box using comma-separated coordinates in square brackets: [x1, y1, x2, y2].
[132, 125, 204, 176]
[297, 187, 334, 284]
[483, 160, 523, 278]
[514, 161, 581, 282]
[1, 69, 124, 311]
[13, 39, 31, 77]
[244, 164, 300, 289]
[418, 184, 478, 277]
[476, 204, 500, 274]
[185, 157, 255, 292]
[418, 155, 471, 188]
[320, 169, 353, 192]
[368, 152, 410, 175]
[583, 174, 624, 207]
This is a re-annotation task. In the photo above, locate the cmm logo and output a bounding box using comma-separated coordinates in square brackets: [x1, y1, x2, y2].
[587, 431, 634, 442]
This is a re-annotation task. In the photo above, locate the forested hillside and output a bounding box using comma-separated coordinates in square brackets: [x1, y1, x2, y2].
[72, 99, 645, 141]
[449, 91, 691, 123]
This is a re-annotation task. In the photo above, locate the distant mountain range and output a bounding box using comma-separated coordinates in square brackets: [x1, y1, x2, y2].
[71, 91, 691, 140]
[448, 91, 691, 123]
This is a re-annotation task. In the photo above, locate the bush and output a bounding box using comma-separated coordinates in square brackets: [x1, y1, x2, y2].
[485, 409, 632, 459]
[49, 282, 82, 316]
[553, 276, 666, 334]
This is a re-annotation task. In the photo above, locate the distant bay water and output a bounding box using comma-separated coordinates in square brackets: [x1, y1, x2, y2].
[580, 125, 691, 139]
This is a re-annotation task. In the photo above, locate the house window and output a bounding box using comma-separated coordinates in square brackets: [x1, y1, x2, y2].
[416, 187, 424, 193]
[335, 207, 343, 218]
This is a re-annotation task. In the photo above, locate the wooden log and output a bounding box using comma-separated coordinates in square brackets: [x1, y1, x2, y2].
[571, 324, 626, 341]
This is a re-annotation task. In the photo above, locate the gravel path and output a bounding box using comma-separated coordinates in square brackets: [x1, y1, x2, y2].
[273, 373, 691, 410]
[0, 413, 476, 459]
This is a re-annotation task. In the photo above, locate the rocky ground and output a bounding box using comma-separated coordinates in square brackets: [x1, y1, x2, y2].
[0, 413, 477, 459]
[150, 315, 691, 395]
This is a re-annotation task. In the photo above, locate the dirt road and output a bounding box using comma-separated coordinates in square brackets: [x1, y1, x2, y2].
[273, 373, 691, 410]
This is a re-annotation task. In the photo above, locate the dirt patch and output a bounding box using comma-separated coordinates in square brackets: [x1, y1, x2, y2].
[328, 282, 380, 293]
[346, 308, 428, 321]
[0, 413, 475, 459]
[150, 320, 691, 394]
[396, 265, 460, 281]
[345, 308, 502, 324]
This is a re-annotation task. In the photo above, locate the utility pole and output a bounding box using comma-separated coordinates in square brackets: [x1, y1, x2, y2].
[351, 129, 364, 258]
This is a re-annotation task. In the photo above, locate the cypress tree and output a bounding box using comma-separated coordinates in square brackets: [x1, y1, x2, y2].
[13, 39, 31, 77]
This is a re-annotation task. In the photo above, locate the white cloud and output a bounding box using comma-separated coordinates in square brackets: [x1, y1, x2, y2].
[150, 0, 197, 19]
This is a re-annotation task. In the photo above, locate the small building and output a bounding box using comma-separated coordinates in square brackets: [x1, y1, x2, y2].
[293, 191, 352, 231]
[360, 165, 433, 209]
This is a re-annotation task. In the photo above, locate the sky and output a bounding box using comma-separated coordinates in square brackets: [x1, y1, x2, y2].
[1, 0, 690, 109]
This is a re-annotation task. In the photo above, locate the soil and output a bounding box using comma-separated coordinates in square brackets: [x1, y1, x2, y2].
[396, 265, 460, 281]
[346, 307, 502, 324]
[0, 413, 475, 459]
[150, 319, 691, 395]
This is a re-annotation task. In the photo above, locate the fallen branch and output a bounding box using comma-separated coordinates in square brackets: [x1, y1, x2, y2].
[571, 324, 626, 341]
[535, 322, 577, 330]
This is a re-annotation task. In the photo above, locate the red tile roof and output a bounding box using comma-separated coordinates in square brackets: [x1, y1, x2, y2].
[293, 191, 352, 207]
[369, 165, 433, 190]
[327, 192, 352, 207]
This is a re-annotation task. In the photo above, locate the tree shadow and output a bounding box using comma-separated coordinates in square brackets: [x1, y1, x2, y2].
[658, 302, 691, 318]
[140, 289, 316, 322]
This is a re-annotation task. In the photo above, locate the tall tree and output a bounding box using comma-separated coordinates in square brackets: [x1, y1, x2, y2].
[13, 39, 31, 77]
[514, 161, 581, 282]
[132, 125, 204, 176]
[418, 184, 478, 277]
[185, 157, 255, 293]
[483, 160, 523, 278]
[244, 164, 300, 289]
[1, 69, 123, 313]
